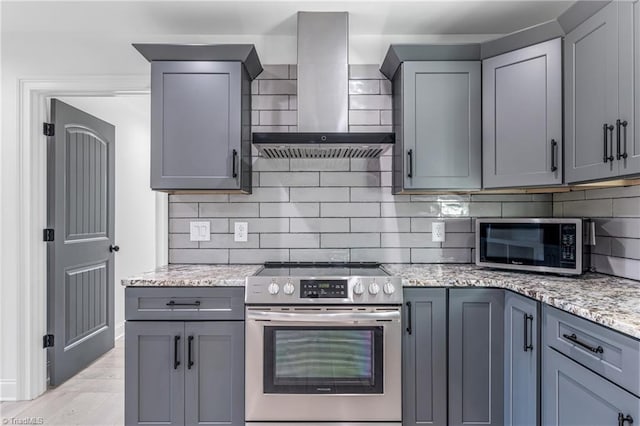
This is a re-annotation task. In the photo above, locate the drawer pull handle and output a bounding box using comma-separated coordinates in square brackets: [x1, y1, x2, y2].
[524, 314, 534, 352]
[173, 335, 181, 370]
[618, 413, 634, 426]
[563, 333, 604, 354]
[187, 336, 194, 369]
[405, 301, 412, 335]
[166, 300, 201, 307]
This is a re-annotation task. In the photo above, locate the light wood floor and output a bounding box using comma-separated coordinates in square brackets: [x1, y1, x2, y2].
[0, 338, 124, 425]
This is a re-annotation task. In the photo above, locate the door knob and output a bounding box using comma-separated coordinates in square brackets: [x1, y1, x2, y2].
[109, 244, 120, 253]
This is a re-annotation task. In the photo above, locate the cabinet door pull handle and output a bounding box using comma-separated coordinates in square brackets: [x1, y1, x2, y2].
[607, 124, 615, 162]
[407, 149, 413, 178]
[187, 336, 194, 369]
[406, 301, 412, 335]
[563, 333, 604, 354]
[551, 139, 558, 172]
[618, 120, 629, 160]
[524, 314, 534, 352]
[166, 300, 201, 307]
[232, 149, 238, 178]
[173, 335, 181, 370]
[618, 413, 634, 426]
[603, 124, 615, 162]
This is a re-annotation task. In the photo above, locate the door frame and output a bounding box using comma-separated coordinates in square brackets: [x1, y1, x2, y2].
[15, 76, 167, 400]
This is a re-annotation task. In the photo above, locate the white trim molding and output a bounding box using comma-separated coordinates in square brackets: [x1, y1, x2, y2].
[0, 380, 17, 402]
[14, 76, 149, 401]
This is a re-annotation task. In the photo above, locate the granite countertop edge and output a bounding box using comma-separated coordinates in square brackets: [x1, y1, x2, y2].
[122, 263, 640, 340]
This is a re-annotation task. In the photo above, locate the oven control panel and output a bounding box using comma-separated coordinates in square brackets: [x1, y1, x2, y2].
[300, 280, 347, 298]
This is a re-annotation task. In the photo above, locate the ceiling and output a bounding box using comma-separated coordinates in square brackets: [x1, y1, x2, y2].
[3, 1, 575, 36]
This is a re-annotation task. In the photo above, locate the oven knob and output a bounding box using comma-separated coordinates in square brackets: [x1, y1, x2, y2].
[268, 282, 280, 295]
[283, 282, 295, 295]
[383, 282, 396, 295]
[368, 282, 380, 295]
[353, 281, 364, 295]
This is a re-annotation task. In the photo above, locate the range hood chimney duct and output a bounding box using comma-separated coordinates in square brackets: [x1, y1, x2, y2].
[253, 12, 395, 159]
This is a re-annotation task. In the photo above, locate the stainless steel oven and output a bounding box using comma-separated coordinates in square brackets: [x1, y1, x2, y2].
[245, 262, 402, 425]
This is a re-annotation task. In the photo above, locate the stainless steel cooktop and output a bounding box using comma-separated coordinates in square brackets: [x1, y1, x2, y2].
[246, 262, 402, 305]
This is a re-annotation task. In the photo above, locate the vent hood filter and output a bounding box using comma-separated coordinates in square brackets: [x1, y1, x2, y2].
[253, 133, 394, 159]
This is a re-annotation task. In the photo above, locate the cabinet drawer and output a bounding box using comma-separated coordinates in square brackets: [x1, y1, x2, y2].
[125, 287, 244, 321]
[544, 305, 640, 396]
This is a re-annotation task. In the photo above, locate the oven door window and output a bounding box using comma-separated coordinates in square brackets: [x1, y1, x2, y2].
[263, 326, 383, 394]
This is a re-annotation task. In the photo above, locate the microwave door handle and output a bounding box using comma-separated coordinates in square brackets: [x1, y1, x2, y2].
[246, 310, 400, 323]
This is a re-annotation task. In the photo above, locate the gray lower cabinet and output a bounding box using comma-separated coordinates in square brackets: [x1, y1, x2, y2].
[482, 38, 562, 188]
[565, 1, 639, 183]
[449, 288, 504, 426]
[125, 321, 244, 426]
[542, 346, 640, 426]
[504, 292, 539, 426]
[402, 288, 447, 426]
[392, 61, 481, 192]
[150, 60, 252, 191]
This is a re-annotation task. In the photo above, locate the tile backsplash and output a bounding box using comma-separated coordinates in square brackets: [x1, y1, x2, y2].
[554, 186, 640, 281]
[168, 64, 638, 281]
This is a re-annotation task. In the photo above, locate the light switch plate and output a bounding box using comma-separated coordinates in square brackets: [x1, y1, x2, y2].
[234, 222, 248, 242]
[432, 222, 445, 242]
[189, 221, 210, 242]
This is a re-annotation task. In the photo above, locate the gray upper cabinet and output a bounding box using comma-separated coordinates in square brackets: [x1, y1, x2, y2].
[392, 61, 481, 192]
[402, 288, 447, 426]
[565, 1, 639, 183]
[449, 288, 504, 426]
[150, 61, 252, 191]
[483, 38, 562, 188]
[504, 292, 539, 426]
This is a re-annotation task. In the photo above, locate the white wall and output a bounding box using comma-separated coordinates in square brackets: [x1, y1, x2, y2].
[57, 95, 158, 340]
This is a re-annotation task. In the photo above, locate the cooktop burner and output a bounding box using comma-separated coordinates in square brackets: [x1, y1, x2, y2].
[255, 261, 391, 278]
[246, 262, 402, 305]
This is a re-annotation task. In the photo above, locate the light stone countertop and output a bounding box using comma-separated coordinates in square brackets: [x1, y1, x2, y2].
[122, 263, 640, 339]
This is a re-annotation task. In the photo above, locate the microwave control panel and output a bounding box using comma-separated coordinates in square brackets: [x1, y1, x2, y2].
[560, 224, 577, 262]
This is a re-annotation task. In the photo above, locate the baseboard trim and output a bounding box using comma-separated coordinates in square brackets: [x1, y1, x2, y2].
[0, 379, 17, 401]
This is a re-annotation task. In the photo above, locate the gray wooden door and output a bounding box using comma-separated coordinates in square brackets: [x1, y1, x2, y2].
[185, 322, 244, 426]
[151, 61, 243, 191]
[46, 99, 115, 386]
[483, 38, 562, 188]
[504, 292, 539, 426]
[125, 321, 185, 426]
[402, 288, 447, 426]
[619, 0, 640, 176]
[565, 2, 620, 183]
[449, 288, 504, 426]
[403, 61, 481, 190]
[542, 346, 640, 426]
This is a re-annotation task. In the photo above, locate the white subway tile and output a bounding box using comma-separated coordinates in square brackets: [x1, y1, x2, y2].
[593, 255, 640, 281]
[260, 172, 319, 187]
[169, 218, 229, 234]
[381, 202, 440, 217]
[259, 110, 297, 126]
[441, 233, 475, 248]
[469, 202, 502, 217]
[256, 65, 290, 80]
[349, 80, 380, 95]
[289, 65, 297, 79]
[349, 95, 392, 110]
[553, 190, 586, 202]
[501, 202, 553, 217]
[169, 249, 229, 264]
[380, 233, 439, 248]
[260, 203, 319, 217]
[380, 79, 392, 95]
[321, 172, 380, 187]
[411, 218, 472, 233]
[321, 233, 380, 248]
[348, 125, 393, 132]
[169, 233, 199, 249]
[290, 218, 350, 233]
[595, 218, 640, 238]
[592, 236, 612, 255]
[349, 110, 380, 125]
[411, 248, 471, 263]
[229, 249, 289, 264]
[290, 187, 350, 202]
[351, 218, 410, 233]
[227, 218, 289, 233]
[170, 194, 229, 203]
[289, 95, 297, 110]
[259, 79, 296, 94]
[199, 203, 259, 218]
[585, 186, 640, 199]
[562, 199, 613, 217]
[613, 197, 640, 217]
[351, 248, 410, 263]
[380, 110, 392, 125]
[321, 203, 380, 217]
[349, 64, 386, 80]
[252, 157, 290, 172]
[290, 249, 350, 262]
[169, 203, 199, 218]
[230, 187, 289, 203]
[290, 159, 350, 171]
[251, 80, 258, 95]
[252, 95, 290, 110]
[200, 233, 259, 249]
[471, 194, 533, 202]
[252, 125, 290, 133]
[261, 233, 320, 248]
[611, 238, 640, 260]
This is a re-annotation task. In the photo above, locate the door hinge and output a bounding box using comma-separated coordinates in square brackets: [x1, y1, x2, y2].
[43, 122, 55, 136]
[43, 334, 54, 348]
[43, 228, 55, 242]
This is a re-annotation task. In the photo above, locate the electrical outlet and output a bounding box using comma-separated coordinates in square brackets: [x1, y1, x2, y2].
[234, 222, 248, 242]
[189, 221, 210, 242]
[432, 221, 445, 242]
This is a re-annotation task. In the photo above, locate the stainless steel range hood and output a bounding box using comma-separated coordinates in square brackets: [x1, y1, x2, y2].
[253, 12, 395, 159]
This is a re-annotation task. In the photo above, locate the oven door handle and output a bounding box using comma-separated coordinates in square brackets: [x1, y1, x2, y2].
[246, 310, 401, 323]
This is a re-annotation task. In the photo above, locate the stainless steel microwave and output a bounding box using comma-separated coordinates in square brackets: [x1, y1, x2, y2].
[475, 218, 591, 275]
